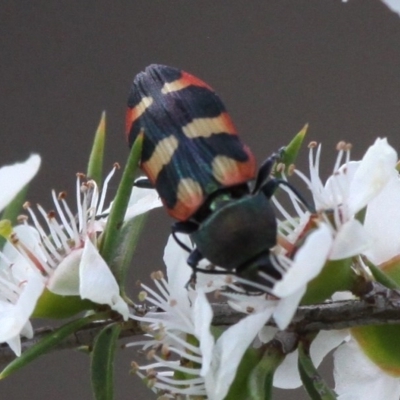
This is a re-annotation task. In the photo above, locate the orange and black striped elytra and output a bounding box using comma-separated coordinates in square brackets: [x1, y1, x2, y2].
[126, 64, 256, 222]
[126, 64, 307, 289]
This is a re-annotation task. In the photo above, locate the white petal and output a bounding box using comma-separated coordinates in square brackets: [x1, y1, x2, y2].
[124, 186, 162, 221]
[273, 224, 332, 298]
[334, 339, 400, 399]
[274, 330, 348, 389]
[0, 272, 44, 343]
[7, 321, 35, 356]
[6, 336, 22, 357]
[194, 266, 228, 293]
[311, 330, 348, 367]
[348, 138, 397, 214]
[258, 326, 278, 344]
[205, 307, 274, 400]
[20, 320, 34, 339]
[79, 240, 129, 320]
[163, 234, 192, 307]
[330, 219, 371, 260]
[273, 350, 301, 388]
[364, 176, 400, 264]
[381, 0, 400, 16]
[0, 155, 41, 212]
[273, 287, 306, 330]
[193, 290, 214, 377]
[47, 249, 82, 295]
[324, 162, 359, 210]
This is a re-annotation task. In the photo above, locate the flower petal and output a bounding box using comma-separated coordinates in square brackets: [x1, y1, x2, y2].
[47, 249, 82, 295]
[273, 350, 301, 388]
[0, 271, 44, 349]
[193, 290, 214, 377]
[274, 330, 348, 389]
[311, 330, 348, 366]
[330, 219, 371, 260]
[124, 186, 162, 221]
[273, 223, 332, 298]
[273, 287, 306, 330]
[381, 0, 400, 16]
[163, 234, 192, 308]
[363, 175, 400, 265]
[0, 155, 41, 212]
[205, 306, 275, 400]
[79, 240, 129, 320]
[334, 338, 400, 399]
[348, 138, 397, 214]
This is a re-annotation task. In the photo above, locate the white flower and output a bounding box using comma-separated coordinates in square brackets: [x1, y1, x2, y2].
[129, 234, 275, 400]
[268, 139, 396, 304]
[0, 154, 41, 355]
[0, 261, 44, 356]
[334, 337, 400, 400]
[4, 169, 161, 323]
[331, 167, 400, 399]
[291, 139, 396, 238]
[256, 139, 399, 390]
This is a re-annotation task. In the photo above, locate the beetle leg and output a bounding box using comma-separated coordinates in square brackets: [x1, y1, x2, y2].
[253, 149, 284, 194]
[184, 248, 203, 288]
[133, 177, 154, 188]
[171, 221, 198, 253]
[172, 221, 198, 234]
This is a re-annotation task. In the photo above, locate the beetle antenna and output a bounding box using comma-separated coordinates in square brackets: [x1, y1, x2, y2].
[262, 179, 315, 213]
[172, 231, 193, 253]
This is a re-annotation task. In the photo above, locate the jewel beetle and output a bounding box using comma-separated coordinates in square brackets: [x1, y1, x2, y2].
[126, 64, 304, 287]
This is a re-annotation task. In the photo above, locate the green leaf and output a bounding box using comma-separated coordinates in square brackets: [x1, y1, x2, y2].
[224, 347, 261, 400]
[1, 185, 29, 225]
[280, 124, 308, 168]
[109, 213, 148, 298]
[247, 342, 285, 400]
[100, 135, 143, 266]
[0, 313, 103, 379]
[91, 324, 121, 400]
[298, 338, 337, 400]
[87, 112, 106, 187]
[367, 261, 400, 290]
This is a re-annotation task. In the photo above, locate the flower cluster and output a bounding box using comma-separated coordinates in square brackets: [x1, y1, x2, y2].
[0, 159, 161, 356]
[130, 138, 400, 399]
[2, 136, 400, 399]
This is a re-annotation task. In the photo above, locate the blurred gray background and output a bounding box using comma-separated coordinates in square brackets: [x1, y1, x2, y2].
[1, 0, 400, 399]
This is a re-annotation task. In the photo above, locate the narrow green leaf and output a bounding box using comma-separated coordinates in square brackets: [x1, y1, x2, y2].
[367, 261, 400, 290]
[1, 184, 29, 225]
[109, 213, 148, 297]
[0, 313, 104, 379]
[280, 124, 308, 168]
[91, 324, 121, 400]
[298, 338, 337, 400]
[100, 135, 143, 265]
[224, 347, 261, 400]
[248, 342, 285, 400]
[87, 112, 106, 187]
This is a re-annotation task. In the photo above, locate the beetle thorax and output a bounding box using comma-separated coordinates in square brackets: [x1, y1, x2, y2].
[191, 192, 277, 271]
